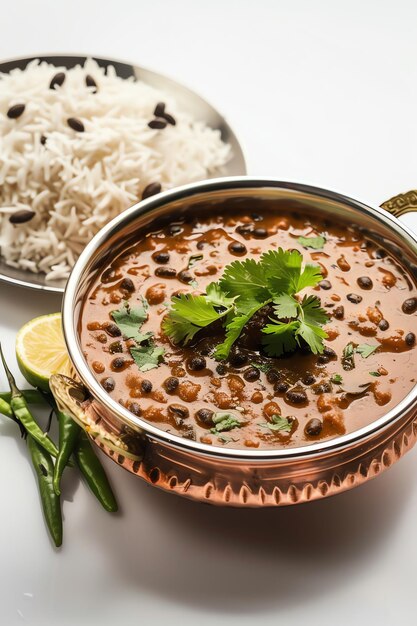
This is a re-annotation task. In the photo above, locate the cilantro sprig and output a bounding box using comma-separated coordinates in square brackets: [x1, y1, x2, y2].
[162, 248, 329, 359]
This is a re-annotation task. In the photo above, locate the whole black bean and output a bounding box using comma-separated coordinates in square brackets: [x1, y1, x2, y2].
[266, 369, 280, 384]
[252, 227, 268, 239]
[154, 102, 165, 117]
[101, 377, 115, 392]
[302, 373, 316, 386]
[67, 117, 85, 132]
[129, 402, 142, 416]
[375, 248, 387, 259]
[104, 323, 121, 337]
[164, 376, 179, 393]
[155, 267, 177, 278]
[334, 305, 345, 320]
[235, 224, 252, 235]
[195, 408, 214, 426]
[285, 389, 308, 404]
[161, 112, 176, 125]
[228, 241, 247, 255]
[148, 118, 167, 129]
[187, 356, 206, 371]
[9, 210, 35, 224]
[317, 355, 330, 364]
[168, 404, 189, 419]
[405, 332, 416, 347]
[378, 319, 389, 331]
[109, 341, 123, 354]
[402, 298, 417, 314]
[347, 293, 363, 304]
[120, 277, 135, 292]
[7, 103, 25, 119]
[243, 367, 260, 382]
[178, 270, 193, 284]
[85, 74, 98, 92]
[305, 418, 323, 437]
[275, 381, 289, 394]
[357, 276, 373, 290]
[141, 380, 153, 393]
[152, 251, 170, 264]
[230, 351, 248, 367]
[319, 280, 332, 290]
[216, 364, 226, 375]
[49, 72, 65, 89]
[40, 135, 47, 145]
[167, 224, 182, 236]
[142, 182, 162, 200]
[111, 357, 125, 370]
[323, 346, 337, 358]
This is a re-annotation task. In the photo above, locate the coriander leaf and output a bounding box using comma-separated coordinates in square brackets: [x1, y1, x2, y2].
[273, 294, 299, 319]
[261, 248, 302, 295]
[205, 282, 237, 308]
[300, 295, 329, 326]
[296, 264, 323, 291]
[111, 300, 149, 342]
[296, 320, 327, 354]
[342, 342, 355, 370]
[356, 344, 378, 358]
[369, 371, 381, 377]
[253, 362, 272, 373]
[214, 301, 268, 360]
[261, 414, 293, 433]
[219, 258, 270, 309]
[297, 234, 326, 250]
[188, 254, 203, 268]
[331, 374, 343, 384]
[262, 321, 299, 356]
[210, 412, 242, 434]
[162, 293, 229, 345]
[130, 344, 164, 371]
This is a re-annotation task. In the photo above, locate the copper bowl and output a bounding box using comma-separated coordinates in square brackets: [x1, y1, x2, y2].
[54, 178, 417, 507]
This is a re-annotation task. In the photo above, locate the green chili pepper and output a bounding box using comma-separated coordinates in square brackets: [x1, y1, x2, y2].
[0, 344, 58, 458]
[53, 410, 81, 496]
[75, 431, 118, 512]
[0, 389, 47, 406]
[27, 435, 62, 547]
[0, 397, 13, 418]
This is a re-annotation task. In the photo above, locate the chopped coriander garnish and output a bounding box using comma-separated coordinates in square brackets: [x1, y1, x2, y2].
[188, 254, 203, 268]
[111, 300, 150, 343]
[163, 248, 329, 359]
[356, 344, 378, 358]
[297, 234, 326, 250]
[369, 371, 381, 377]
[130, 344, 164, 372]
[210, 412, 242, 434]
[342, 343, 355, 371]
[261, 414, 293, 433]
[111, 299, 165, 372]
[189, 279, 198, 289]
[331, 374, 343, 384]
[253, 362, 272, 373]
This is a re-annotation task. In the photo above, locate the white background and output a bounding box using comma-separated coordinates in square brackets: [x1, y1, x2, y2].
[1, 1, 417, 625]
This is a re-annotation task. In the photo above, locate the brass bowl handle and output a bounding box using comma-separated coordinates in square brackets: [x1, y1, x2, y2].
[380, 190, 417, 218]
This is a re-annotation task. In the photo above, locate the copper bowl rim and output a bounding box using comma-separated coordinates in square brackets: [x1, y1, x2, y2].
[62, 177, 417, 462]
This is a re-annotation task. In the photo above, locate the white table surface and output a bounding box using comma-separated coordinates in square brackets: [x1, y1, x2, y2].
[1, 1, 417, 625]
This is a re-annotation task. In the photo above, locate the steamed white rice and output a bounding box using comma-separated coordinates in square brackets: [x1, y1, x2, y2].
[0, 58, 231, 281]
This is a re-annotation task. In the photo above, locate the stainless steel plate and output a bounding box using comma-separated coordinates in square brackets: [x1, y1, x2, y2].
[0, 54, 247, 294]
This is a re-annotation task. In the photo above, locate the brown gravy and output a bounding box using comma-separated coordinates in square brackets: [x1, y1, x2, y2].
[80, 209, 417, 449]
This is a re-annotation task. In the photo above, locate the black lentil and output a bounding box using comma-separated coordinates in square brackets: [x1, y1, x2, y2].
[347, 293, 363, 304]
[148, 118, 167, 129]
[152, 251, 170, 264]
[266, 369, 280, 384]
[228, 241, 247, 255]
[319, 280, 332, 290]
[305, 418, 323, 436]
[141, 380, 153, 393]
[101, 377, 115, 392]
[67, 117, 85, 132]
[275, 381, 289, 394]
[7, 103, 25, 119]
[243, 367, 260, 382]
[187, 356, 207, 371]
[104, 323, 121, 337]
[334, 305, 344, 320]
[164, 377, 179, 393]
[49, 72, 65, 89]
[178, 270, 193, 284]
[357, 276, 373, 290]
[285, 389, 308, 404]
[168, 404, 189, 419]
[216, 364, 227, 375]
[195, 408, 214, 426]
[252, 227, 268, 239]
[129, 402, 142, 416]
[120, 277, 135, 292]
[108, 341, 123, 354]
[302, 373, 316, 385]
[402, 298, 417, 314]
[405, 332, 416, 347]
[155, 267, 177, 278]
[378, 319, 389, 331]
[142, 182, 162, 200]
[111, 357, 125, 370]
[229, 351, 248, 367]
